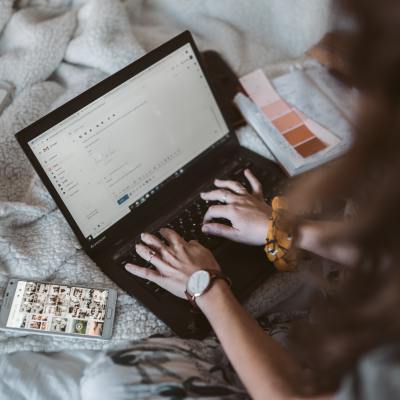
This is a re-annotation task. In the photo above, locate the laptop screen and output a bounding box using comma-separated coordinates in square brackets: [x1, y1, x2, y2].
[28, 43, 229, 240]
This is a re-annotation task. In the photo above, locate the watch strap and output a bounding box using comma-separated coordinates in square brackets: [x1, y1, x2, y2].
[185, 269, 231, 310]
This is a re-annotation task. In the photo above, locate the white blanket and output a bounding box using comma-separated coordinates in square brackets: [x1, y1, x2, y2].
[0, 0, 331, 355]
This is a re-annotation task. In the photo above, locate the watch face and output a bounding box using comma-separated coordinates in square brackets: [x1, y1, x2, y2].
[187, 270, 211, 296]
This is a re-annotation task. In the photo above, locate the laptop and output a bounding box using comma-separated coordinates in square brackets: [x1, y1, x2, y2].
[16, 31, 286, 338]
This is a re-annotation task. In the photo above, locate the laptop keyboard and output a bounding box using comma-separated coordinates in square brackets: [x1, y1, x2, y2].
[116, 158, 283, 294]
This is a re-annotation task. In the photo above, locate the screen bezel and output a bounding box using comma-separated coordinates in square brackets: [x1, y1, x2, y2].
[15, 31, 238, 253]
[0, 279, 117, 340]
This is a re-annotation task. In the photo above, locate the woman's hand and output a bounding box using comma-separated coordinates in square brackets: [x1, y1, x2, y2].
[125, 228, 221, 299]
[201, 169, 271, 246]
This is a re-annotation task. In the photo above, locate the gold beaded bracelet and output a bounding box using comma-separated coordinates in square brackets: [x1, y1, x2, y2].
[264, 196, 299, 272]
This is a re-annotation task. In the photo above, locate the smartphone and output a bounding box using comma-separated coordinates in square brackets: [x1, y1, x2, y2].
[0, 278, 117, 340]
[201, 50, 246, 128]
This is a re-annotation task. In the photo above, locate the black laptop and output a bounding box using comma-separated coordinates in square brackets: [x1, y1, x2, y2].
[16, 31, 285, 338]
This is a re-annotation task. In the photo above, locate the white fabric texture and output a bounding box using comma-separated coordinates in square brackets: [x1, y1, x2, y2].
[0, 0, 331, 355]
[0, 349, 94, 400]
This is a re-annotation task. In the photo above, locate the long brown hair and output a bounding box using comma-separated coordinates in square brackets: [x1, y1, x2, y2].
[289, 0, 400, 393]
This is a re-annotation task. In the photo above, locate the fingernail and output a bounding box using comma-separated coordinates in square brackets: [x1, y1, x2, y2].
[125, 263, 134, 272]
[140, 233, 145, 239]
[202, 224, 209, 232]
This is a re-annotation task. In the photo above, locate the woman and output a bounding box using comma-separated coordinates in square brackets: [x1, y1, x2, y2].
[81, 0, 400, 398]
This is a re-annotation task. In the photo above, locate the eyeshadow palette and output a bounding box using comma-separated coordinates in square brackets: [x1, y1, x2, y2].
[240, 69, 331, 159]
[235, 68, 350, 176]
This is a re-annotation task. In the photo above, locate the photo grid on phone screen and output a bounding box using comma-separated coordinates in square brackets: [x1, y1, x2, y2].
[7, 281, 109, 337]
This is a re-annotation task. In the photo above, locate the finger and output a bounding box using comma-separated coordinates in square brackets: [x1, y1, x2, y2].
[140, 232, 166, 252]
[214, 179, 247, 195]
[135, 244, 173, 275]
[160, 228, 186, 248]
[200, 189, 237, 204]
[202, 223, 238, 241]
[244, 169, 264, 199]
[203, 205, 233, 223]
[140, 232, 177, 264]
[125, 263, 162, 284]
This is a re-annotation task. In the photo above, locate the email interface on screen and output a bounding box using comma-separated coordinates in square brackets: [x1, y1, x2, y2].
[28, 44, 229, 240]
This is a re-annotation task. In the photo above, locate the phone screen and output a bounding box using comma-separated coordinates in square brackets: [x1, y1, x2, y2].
[6, 281, 110, 337]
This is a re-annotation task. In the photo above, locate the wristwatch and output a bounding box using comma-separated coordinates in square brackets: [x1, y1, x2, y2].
[185, 269, 231, 309]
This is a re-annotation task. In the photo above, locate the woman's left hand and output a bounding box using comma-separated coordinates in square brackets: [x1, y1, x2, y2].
[124, 228, 221, 299]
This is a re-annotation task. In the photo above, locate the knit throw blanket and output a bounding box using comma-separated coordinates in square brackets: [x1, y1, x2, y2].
[0, 0, 330, 353]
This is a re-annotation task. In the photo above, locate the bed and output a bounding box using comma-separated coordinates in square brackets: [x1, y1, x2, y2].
[0, 0, 331, 398]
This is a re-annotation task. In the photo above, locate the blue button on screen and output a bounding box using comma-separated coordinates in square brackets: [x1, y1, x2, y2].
[117, 194, 129, 205]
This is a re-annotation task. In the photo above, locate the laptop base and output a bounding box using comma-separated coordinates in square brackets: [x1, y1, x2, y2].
[93, 147, 286, 338]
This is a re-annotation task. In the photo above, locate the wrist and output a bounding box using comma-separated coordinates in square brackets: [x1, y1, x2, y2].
[295, 220, 320, 252]
[195, 279, 232, 314]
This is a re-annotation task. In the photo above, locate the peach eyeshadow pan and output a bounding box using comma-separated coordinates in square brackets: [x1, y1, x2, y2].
[262, 100, 291, 119]
[272, 111, 303, 133]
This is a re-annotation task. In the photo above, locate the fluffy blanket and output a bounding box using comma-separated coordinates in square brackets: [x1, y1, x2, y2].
[0, 0, 331, 353]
